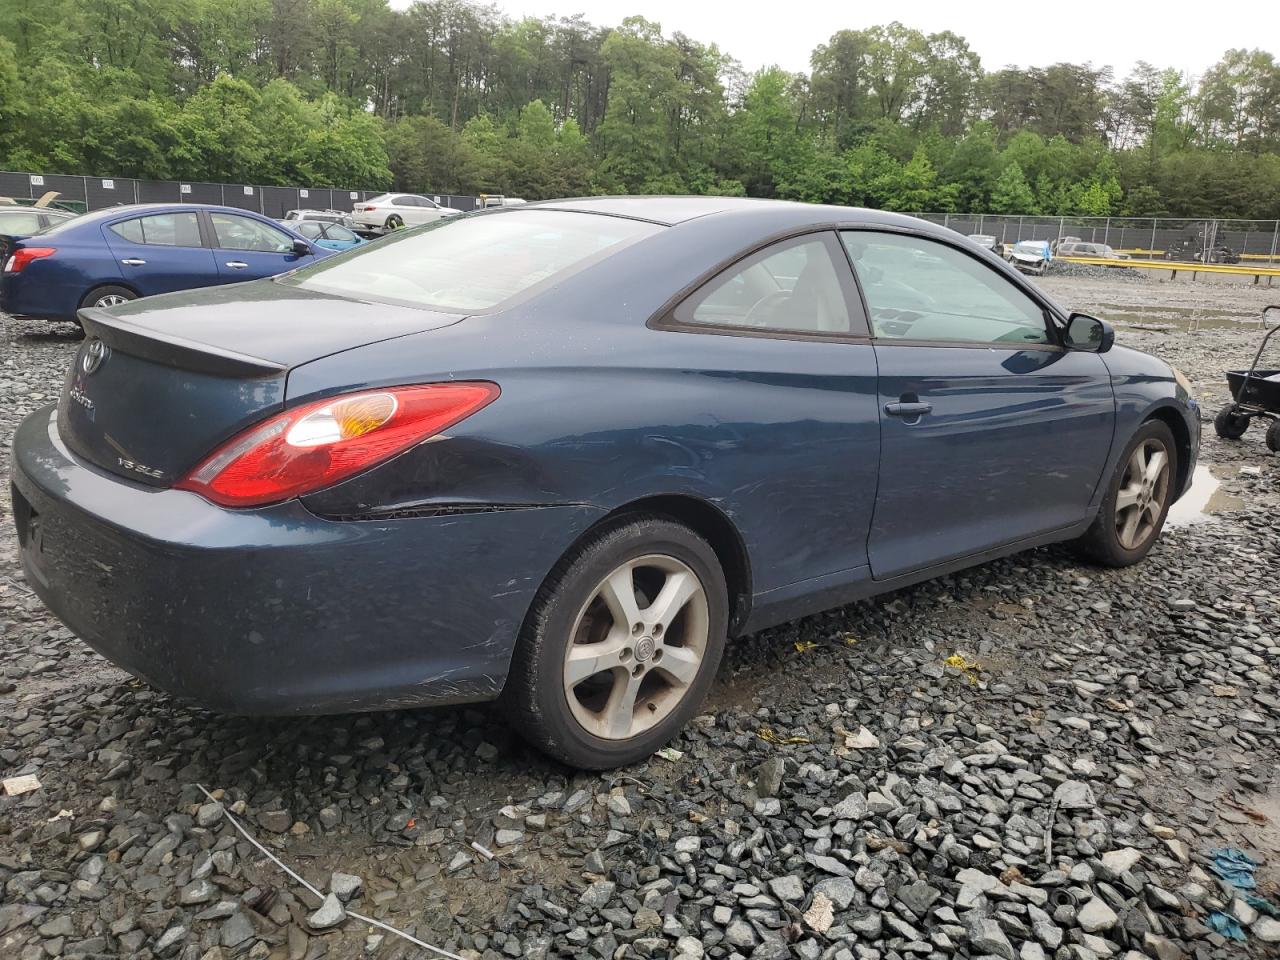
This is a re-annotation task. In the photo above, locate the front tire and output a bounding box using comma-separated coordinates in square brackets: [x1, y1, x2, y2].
[1214, 403, 1250, 440]
[1074, 420, 1178, 567]
[1266, 419, 1280, 453]
[504, 517, 728, 769]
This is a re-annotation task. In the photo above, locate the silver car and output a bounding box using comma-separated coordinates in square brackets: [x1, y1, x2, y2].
[352, 193, 461, 232]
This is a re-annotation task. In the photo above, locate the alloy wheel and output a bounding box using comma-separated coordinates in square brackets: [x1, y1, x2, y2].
[563, 554, 709, 741]
[1114, 437, 1171, 550]
[95, 294, 129, 307]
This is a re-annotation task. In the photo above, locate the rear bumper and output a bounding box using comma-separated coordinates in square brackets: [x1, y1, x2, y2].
[11, 405, 601, 714]
[1, 273, 80, 322]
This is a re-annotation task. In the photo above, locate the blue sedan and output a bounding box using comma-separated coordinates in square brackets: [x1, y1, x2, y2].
[10, 197, 1199, 768]
[289, 218, 366, 252]
[0, 203, 330, 323]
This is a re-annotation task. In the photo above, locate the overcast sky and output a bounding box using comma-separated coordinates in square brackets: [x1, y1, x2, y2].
[404, 0, 1279, 80]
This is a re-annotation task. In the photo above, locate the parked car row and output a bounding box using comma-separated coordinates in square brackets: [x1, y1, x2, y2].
[0, 194, 523, 322]
[1, 204, 335, 323]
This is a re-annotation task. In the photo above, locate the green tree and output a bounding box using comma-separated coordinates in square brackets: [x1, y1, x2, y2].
[990, 161, 1037, 214]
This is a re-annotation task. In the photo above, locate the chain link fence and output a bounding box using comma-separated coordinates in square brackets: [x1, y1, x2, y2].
[911, 213, 1280, 264]
[0, 171, 482, 219]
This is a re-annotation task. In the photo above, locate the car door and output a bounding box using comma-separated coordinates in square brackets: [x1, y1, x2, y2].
[385, 195, 419, 226]
[658, 232, 882, 592]
[207, 211, 314, 282]
[103, 212, 218, 296]
[842, 229, 1115, 580]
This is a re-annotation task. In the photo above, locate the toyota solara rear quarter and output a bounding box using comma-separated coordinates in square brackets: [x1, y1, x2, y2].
[11, 198, 1199, 768]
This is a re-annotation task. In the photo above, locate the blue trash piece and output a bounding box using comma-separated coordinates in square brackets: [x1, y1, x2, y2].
[1209, 847, 1259, 889]
[1246, 894, 1280, 918]
[1206, 910, 1248, 942]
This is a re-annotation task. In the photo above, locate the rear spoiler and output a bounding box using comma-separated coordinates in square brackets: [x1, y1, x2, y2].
[78, 308, 287, 379]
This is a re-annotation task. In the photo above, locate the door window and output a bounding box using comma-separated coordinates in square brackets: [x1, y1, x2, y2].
[294, 222, 325, 240]
[210, 213, 294, 253]
[673, 235, 854, 334]
[109, 213, 202, 247]
[842, 231, 1050, 345]
[322, 224, 358, 242]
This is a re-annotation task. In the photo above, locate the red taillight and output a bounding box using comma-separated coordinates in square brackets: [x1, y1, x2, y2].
[176, 382, 500, 508]
[4, 247, 56, 273]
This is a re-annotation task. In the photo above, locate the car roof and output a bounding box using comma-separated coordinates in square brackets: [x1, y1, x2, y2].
[527, 195, 938, 232]
[49, 203, 275, 225]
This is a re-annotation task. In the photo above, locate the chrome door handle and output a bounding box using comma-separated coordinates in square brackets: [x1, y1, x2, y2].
[120, 258, 146, 266]
[884, 401, 933, 418]
[225, 261, 248, 269]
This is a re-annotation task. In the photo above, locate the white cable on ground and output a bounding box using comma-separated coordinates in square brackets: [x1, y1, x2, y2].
[196, 784, 467, 960]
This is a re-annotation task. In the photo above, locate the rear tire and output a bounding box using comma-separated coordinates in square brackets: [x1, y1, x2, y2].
[1214, 403, 1250, 440]
[1266, 419, 1280, 453]
[504, 516, 727, 769]
[384, 214, 404, 231]
[79, 285, 136, 310]
[1074, 420, 1178, 568]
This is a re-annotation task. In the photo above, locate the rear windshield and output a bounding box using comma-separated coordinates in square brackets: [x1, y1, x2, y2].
[285, 209, 661, 312]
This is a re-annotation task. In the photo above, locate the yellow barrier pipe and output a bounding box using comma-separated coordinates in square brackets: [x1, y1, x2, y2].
[1057, 255, 1280, 278]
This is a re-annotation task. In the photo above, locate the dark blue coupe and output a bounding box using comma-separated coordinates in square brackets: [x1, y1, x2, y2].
[10, 197, 1200, 768]
[1, 203, 330, 322]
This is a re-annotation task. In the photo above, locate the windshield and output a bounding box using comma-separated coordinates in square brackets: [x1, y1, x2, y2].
[284, 209, 661, 312]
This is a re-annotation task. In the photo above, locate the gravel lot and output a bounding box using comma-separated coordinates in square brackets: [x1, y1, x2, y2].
[2, 274, 1279, 960]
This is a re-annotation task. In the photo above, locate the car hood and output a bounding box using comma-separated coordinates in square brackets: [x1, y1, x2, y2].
[1102, 343, 1174, 378]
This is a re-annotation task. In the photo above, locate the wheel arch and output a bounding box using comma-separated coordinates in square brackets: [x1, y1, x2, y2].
[1143, 403, 1193, 497]
[575, 494, 753, 636]
[80, 281, 142, 306]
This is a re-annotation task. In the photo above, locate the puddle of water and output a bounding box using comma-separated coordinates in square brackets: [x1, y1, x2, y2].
[1166, 465, 1245, 528]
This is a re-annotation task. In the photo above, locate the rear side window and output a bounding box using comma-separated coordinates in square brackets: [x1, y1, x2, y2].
[0, 210, 43, 234]
[294, 222, 324, 240]
[287, 210, 660, 312]
[324, 224, 357, 242]
[673, 235, 854, 334]
[109, 213, 202, 247]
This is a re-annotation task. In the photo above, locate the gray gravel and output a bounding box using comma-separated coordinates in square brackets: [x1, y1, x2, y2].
[2, 277, 1279, 960]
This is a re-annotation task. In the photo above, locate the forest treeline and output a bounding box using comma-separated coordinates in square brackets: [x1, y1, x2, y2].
[2, 0, 1279, 218]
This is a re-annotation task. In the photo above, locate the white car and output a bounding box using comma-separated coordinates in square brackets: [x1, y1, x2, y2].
[352, 194, 461, 232]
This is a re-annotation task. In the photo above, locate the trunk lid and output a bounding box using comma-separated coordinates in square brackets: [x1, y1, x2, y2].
[58, 281, 465, 487]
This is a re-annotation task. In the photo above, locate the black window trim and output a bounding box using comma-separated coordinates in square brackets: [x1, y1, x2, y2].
[651, 229, 873, 344]
[838, 224, 1068, 352]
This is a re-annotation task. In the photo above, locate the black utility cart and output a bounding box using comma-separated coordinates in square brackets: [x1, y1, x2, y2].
[1214, 305, 1280, 453]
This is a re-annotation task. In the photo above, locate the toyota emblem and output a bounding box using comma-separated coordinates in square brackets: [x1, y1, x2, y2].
[81, 338, 109, 375]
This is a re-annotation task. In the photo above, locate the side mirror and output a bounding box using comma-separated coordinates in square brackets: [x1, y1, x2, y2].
[1264, 305, 1280, 329]
[1064, 313, 1115, 353]
[292, 238, 312, 256]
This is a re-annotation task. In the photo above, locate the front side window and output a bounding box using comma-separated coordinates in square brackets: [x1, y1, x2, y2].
[109, 213, 202, 247]
[673, 235, 854, 334]
[286, 209, 660, 312]
[843, 231, 1050, 345]
[294, 222, 324, 240]
[210, 213, 294, 253]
